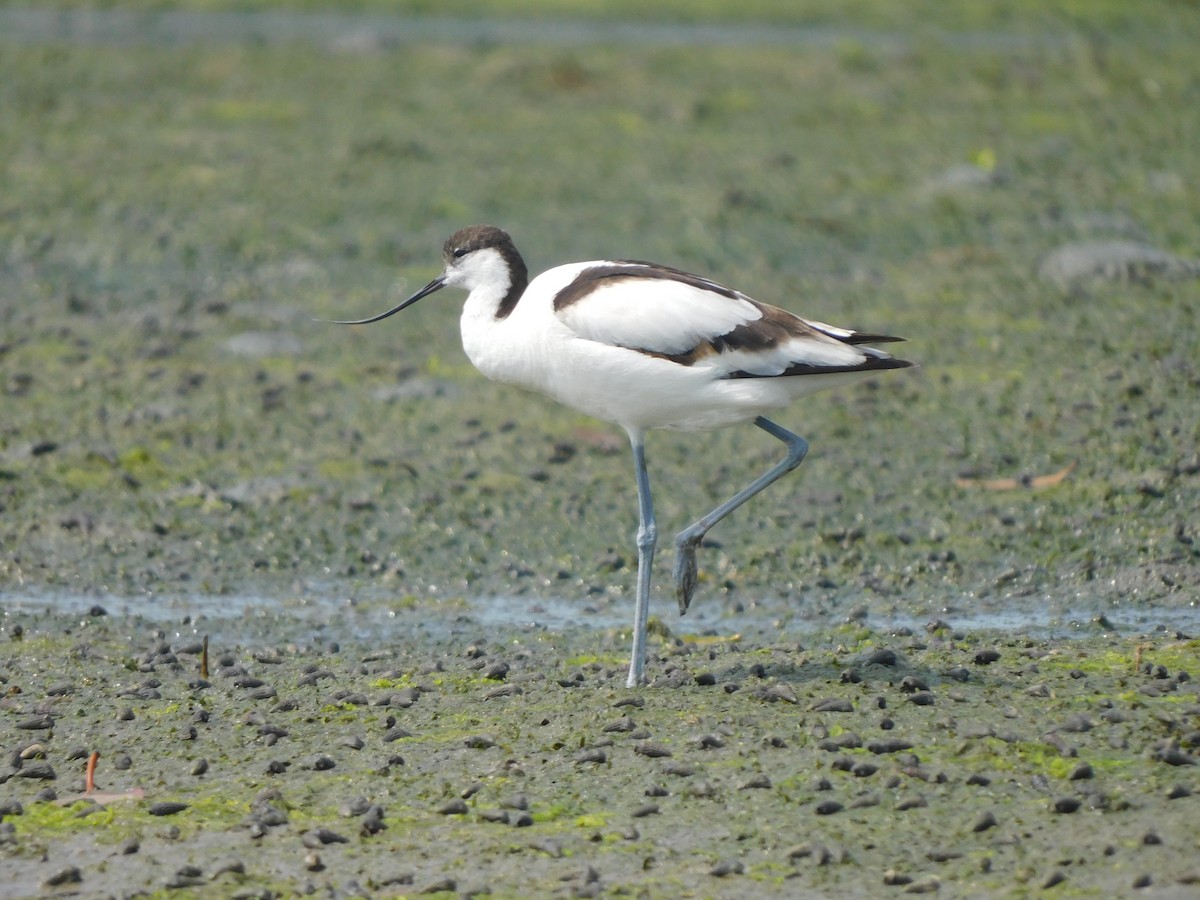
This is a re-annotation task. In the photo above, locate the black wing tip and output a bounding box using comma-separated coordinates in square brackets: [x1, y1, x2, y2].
[843, 331, 907, 345]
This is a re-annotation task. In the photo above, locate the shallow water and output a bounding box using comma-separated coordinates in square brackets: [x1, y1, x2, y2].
[5, 587, 1196, 650]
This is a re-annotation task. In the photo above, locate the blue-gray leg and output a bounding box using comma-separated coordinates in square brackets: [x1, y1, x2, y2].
[673, 417, 809, 614]
[627, 433, 657, 687]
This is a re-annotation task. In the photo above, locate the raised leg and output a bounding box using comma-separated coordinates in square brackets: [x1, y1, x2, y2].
[673, 417, 809, 614]
[626, 432, 657, 688]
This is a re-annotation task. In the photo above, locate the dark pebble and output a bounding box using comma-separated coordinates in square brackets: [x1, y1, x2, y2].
[867, 739, 913, 754]
[1068, 762, 1094, 781]
[814, 800, 843, 816]
[710, 859, 743, 876]
[117, 707, 135, 721]
[972, 811, 998, 832]
[634, 741, 672, 758]
[946, 666, 970, 682]
[1154, 748, 1196, 766]
[907, 691, 936, 706]
[865, 649, 898, 667]
[974, 649, 1001, 665]
[482, 661, 509, 680]
[575, 748, 606, 764]
[340, 797, 371, 817]
[464, 735, 497, 749]
[121, 837, 139, 854]
[478, 808, 509, 824]
[811, 698, 854, 713]
[420, 877, 456, 894]
[903, 876, 941, 893]
[602, 717, 636, 733]
[883, 869, 913, 886]
[631, 803, 659, 818]
[899, 675, 929, 693]
[1132, 874, 1152, 889]
[302, 828, 349, 847]
[383, 728, 413, 742]
[15, 764, 55, 780]
[852, 762, 879, 777]
[484, 684, 522, 699]
[149, 802, 189, 816]
[966, 773, 991, 786]
[306, 754, 336, 771]
[1042, 870, 1067, 889]
[16, 715, 54, 731]
[896, 796, 928, 811]
[42, 866, 82, 887]
[437, 799, 469, 815]
[1167, 784, 1191, 799]
[1142, 831, 1161, 845]
[1052, 797, 1081, 814]
[694, 672, 716, 686]
[927, 849, 961, 862]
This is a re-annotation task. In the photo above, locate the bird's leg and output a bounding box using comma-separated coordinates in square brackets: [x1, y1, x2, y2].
[626, 434, 657, 688]
[673, 416, 809, 614]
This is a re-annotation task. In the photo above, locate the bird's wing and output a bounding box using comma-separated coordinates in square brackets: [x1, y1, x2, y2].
[553, 262, 762, 355]
[553, 262, 907, 378]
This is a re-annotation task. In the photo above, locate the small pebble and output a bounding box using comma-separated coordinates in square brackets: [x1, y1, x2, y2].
[302, 828, 349, 847]
[634, 742, 672, 758]
[972, 811, 998, 832]
[149, 802, 188, 816]
[1042, 870, 1067, 889]
[42, 866, 82, 887]
[1052, 797, 1081, 814]
[709, 859, 743, 877]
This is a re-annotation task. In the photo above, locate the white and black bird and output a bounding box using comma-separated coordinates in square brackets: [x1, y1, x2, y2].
[332, 225, 913, 687]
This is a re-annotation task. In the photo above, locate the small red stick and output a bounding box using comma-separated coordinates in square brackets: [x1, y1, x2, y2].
[85, 751, 99, 794]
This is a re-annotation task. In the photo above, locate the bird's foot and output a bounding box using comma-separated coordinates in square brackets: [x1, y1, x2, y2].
[673, 535, 702, 615]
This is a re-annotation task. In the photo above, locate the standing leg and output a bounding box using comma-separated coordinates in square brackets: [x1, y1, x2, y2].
[673, 417, 808, 614]
[626, 431, 657, 687]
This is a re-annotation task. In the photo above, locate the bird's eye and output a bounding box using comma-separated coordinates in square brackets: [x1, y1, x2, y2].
[452, 246, 468, 259]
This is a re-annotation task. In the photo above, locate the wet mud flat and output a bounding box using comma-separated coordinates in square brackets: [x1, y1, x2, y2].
[1, 612, 1197, 898]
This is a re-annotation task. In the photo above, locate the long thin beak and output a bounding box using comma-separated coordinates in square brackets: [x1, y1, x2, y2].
[322, 275, 447, 325]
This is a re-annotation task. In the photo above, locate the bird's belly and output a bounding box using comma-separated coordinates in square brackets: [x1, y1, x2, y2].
[463, 319, 868, 432]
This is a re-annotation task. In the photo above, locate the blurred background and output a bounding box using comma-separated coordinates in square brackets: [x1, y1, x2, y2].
[1, 1, 1197, 639]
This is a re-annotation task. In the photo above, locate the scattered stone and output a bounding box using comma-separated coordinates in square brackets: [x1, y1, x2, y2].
[42, 866, 82, 887]
[302, 828, 349, 847]
[149, 802, 188, 816]
[1052, 797, 1081, 814]
[972, 811, 998, 832]
[709, 859, 743, 876]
